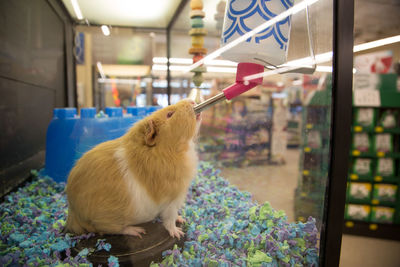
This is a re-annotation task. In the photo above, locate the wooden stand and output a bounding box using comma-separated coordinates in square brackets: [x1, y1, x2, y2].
[72, 222, 185, 266]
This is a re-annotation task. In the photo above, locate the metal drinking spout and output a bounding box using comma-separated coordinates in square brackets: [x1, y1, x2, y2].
[194, 62, 264, 114]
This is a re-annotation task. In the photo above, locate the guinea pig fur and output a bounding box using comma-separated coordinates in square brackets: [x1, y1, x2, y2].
[65, 100, 201, 239]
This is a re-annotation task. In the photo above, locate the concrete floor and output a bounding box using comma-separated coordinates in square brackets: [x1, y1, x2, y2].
[220, 149, 400, 267]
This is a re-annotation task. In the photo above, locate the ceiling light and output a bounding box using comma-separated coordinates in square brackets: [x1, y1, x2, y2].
[354, 35, 400, 52]
[98, 78, 138, 85]
[152, 65, 168, 71]
[207, 67, 237, 73]
[169, 65, 190, 71]
[315, 66, 332, 72]
[152, 64, 237, 74]
[205, 59, 238, 67]
[152, 57, 168, 64]
[152, 57, 238, 67]
[152, 57, 192, 64]
[70, 0, 83, 20]
[315, 66, 356, 73]
[101, 25, 110, 36]
[170, 58, 193, 64]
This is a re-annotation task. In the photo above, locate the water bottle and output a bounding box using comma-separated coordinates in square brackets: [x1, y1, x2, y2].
[221, 0, 294, 66]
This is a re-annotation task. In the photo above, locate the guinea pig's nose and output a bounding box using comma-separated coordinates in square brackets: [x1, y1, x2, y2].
[188, 100, 195, 106]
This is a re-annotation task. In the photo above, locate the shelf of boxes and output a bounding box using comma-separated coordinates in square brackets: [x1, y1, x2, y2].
[344, 74, 400, 240]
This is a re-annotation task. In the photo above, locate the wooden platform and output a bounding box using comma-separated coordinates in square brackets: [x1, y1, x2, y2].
[72, 222, 185, 266]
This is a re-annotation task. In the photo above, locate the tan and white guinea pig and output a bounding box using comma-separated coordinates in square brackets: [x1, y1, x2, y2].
[65, 99, 201, 239]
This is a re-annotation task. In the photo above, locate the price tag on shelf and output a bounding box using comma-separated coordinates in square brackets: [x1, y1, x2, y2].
[345, 221, 354, 228]
[375, 126, 384, 133]
[350, 174, 359, 180]
[306, 124, 313, 129]
[377, 151, 385, 157]
[354, 89, 381, 107]
[303, 170, 310, 176]
[354, 126, 363, 132]
[352, 150, 361, 156]
[371, 199, 379, 205]
[374, 176, 383, 182]
[369, 224, 378, 231]
[304, 147, 311, 153]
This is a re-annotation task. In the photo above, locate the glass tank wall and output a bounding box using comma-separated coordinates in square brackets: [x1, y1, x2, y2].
[9, 0, 348, 265]
[74, 26, 168, 111]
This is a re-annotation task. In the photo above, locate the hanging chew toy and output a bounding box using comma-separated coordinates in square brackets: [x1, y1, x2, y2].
[188, 0, 207, 104]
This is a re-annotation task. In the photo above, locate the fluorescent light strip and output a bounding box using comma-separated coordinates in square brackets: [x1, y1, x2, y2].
[153, 57, 168, 64]
[170, 65, 190, 71]
[96, 62, 106, 79]
[98, 78, 138, 85]
[243, 34, 400, 82]
[315, 66, 332, 72]
[152, 57, 238, 67]
[354, 35, 400, 52]
[70, 0, 83, 20]
[152, 64, 237, 73]
[152, 57, 192, 65]
[205, 59, 238, 67]
[152, 64, 168, 71]
[152, 65, 188, 71]
[185, 0, 320, 72]
[207, 66, 237, 73]
[170, 58, 193, 64]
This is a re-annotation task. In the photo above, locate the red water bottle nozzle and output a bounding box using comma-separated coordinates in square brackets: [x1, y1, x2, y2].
[193, 63, 264, 114]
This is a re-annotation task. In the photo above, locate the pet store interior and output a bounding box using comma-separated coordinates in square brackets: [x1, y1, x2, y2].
[1, 0, 400, 266]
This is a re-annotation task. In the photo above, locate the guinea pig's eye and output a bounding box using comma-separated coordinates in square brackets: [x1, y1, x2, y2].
[167, 111, 174, 118]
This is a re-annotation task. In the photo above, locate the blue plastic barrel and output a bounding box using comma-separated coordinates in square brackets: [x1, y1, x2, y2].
[45, 108, 79, 183]
[44, 106, 155, 183]
[147, 106, 162, 114]
[127, 106, 147, 117]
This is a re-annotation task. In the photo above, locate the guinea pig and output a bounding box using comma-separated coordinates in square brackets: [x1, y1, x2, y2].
[65, 99, 201, 239]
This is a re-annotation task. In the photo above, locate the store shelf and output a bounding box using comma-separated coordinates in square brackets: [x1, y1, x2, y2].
[304, 123, 331, 131]
[352, 126, 400, 134]
[343, 221, 400, 241]
[346, 81, 400, 240]
[346, 199, 397, 208]
[302, 169, 328, 177]
[350, 150, 400, 158]
[348, 173, 399, 183]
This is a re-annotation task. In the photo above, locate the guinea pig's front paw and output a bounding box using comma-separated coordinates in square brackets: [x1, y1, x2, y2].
[168, 226, 184, 240]
[176, 215, 186, 224]
[164, 223, 184, 240]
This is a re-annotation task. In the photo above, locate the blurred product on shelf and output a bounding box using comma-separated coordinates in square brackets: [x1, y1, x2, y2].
[345, 73, 400, 238]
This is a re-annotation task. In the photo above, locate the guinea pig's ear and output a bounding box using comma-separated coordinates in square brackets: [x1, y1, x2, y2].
[144, 120, 157, 147]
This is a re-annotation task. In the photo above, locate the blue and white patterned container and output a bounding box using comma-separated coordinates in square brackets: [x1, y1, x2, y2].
[221, 0, 294, 66]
